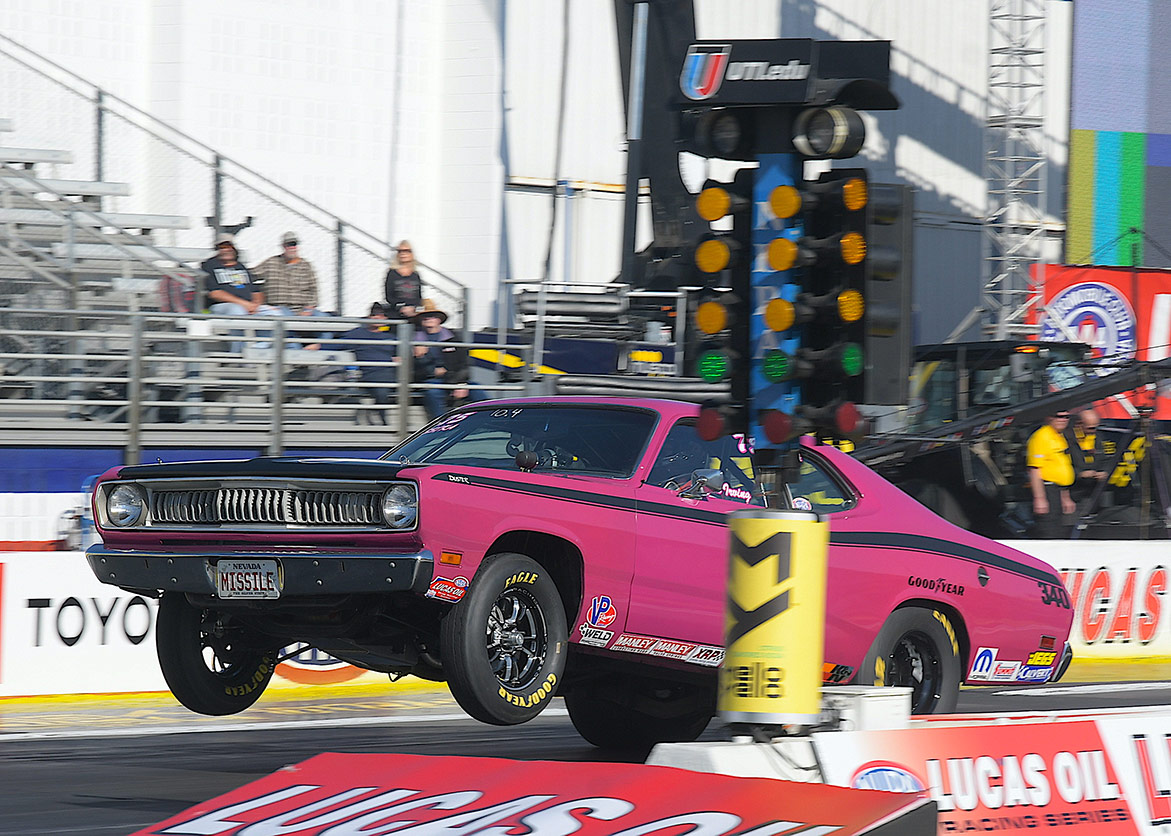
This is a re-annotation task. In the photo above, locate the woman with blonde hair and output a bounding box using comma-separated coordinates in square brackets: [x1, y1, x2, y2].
[384, 239, 424, 319]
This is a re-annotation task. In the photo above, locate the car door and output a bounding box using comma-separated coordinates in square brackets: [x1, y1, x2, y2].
[628, 419, 763, 645]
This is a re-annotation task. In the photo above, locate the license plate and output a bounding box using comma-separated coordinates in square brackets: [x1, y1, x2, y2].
[216, 559, 281, 599]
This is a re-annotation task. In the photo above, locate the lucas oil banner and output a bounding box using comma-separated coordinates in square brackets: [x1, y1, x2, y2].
[1033, 264, 1171, 419]
[136, 752, 935, 836]
[816, 710, 1171, 835]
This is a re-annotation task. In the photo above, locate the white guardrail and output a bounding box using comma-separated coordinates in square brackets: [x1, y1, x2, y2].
[0, 541, 1166, 698]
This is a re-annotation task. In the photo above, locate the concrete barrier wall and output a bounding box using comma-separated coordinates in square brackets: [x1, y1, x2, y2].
[1, 542, 1165, 698]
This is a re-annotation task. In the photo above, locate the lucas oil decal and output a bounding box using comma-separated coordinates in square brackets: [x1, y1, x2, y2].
[426, 576, 469, 602]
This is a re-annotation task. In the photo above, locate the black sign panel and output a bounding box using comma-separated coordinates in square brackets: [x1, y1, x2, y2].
[678, 39, 815, 106]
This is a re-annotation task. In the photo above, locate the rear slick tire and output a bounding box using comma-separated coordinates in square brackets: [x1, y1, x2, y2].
[155, 593, 276, 716]
[564, 683, 712, 751]
[859, 606, 962, 714]
[440, 553, 568, 725]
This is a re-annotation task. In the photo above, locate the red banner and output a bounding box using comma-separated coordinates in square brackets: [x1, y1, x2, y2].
[1035, 264, 1171, 418]
[816, 719, 1138, 835]
[135, 752, 933, 836]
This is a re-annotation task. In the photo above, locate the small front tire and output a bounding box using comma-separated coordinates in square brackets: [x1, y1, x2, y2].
[155, 594, 277, 716]
[859, 606, 962, 714]
[440, 553, 568, 725]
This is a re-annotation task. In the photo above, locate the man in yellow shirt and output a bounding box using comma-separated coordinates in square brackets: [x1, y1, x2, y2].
[1027, 412, 1076, 538]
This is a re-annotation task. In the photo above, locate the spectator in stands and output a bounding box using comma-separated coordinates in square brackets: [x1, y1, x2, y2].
[202, 233, 272, 316]
[337, 302, 398, 425]
[252, 231, 331, 347]
[412, 302, 479, 420]
[1027, 411, 1076, 538]
[384, 239, 424, 319]
[252, 231, 324, 315]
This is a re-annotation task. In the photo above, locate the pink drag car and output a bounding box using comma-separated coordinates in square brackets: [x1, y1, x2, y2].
[86, 397, 1073, 749]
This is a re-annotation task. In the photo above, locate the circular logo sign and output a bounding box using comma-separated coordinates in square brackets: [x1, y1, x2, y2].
[1040, 282, 1136, 361]
[851, 762, 926, 793]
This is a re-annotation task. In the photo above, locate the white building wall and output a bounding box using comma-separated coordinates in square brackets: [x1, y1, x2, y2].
[0, 0, 1076, 336]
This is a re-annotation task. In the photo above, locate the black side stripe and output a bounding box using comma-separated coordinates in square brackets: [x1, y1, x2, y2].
[830, 531, 1059, 584]
[433, 472, 1052, 582]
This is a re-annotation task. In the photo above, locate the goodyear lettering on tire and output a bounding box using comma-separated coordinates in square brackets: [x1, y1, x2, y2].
[506, 572, 539, 586]
[223, 657, 273, 698]
[498, 672, 558, 707]
[933, 609, 959, 656]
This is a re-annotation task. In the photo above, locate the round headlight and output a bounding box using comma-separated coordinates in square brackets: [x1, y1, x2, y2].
[382, 484, 418, 529]
[107, 484, 146, 527]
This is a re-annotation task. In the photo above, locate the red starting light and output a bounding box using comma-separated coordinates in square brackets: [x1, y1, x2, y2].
[834, 402, 862, 436]
[761, 410, 795, 445]
[696, 406, 725, 442]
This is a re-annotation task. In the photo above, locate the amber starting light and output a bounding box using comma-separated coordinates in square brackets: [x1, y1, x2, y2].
[695, 238, 731, 273]
[837, 289, 864, 322]
[767, 237, 798, 272]
[839, 231, 866, 265]
[695, 300, 728, 335]
[764, 298, 796, 332]
[696, 186, 732, 222]
[842, 177, 868, 212]
[769, 184, 801, 219]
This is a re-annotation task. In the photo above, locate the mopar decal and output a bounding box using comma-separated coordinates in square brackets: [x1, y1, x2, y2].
[969, 646, 997, 681]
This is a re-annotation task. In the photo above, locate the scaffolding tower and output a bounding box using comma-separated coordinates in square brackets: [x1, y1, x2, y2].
[981, 0, 1049, 338]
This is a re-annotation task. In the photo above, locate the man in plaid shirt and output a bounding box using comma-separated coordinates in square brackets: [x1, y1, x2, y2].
[253, 231, 322, 315]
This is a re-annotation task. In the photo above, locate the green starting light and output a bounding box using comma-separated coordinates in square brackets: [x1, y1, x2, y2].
[840, 343, 864, 377]
[762, 349, 792, 382]
[698, 350, 729, 382]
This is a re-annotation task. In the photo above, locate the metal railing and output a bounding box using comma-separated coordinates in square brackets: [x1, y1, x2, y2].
[0, 33, 468, 320]
[0, 308, 529, 461]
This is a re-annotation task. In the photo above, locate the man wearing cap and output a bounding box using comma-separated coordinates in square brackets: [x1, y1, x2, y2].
[412, 303, 478, 421]
[1027, 411, 1077, 538]
[201, 233, 266, 315]
[253, 232, 323, 316]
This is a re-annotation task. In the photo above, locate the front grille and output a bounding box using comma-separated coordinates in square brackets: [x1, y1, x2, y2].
[149, 487, 385, 527]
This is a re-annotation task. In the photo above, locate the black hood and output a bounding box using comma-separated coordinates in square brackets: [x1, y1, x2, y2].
[115, 456, 412, 481]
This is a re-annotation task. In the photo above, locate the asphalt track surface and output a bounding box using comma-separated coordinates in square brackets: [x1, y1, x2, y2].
[5, 675, 1171, 835]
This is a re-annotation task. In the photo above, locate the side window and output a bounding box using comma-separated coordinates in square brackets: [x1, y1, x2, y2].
[647, 420, 763, 505]
[789, 453, 855, 514]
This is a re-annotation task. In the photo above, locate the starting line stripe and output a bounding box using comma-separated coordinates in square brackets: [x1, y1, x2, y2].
[0, 707, 570, 742]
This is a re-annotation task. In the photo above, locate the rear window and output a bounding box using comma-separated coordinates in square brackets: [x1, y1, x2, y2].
[384, 405, 658, 478]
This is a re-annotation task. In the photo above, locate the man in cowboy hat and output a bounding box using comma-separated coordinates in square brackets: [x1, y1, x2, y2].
[412, 303, 479, 420]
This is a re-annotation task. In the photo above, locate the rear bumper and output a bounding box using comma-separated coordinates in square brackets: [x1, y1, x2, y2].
[86, 545, 433, 597]
[1052, 641, 1074, 683]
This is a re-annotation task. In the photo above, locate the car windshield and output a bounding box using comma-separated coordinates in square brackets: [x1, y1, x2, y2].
[383, 405, 658, 478]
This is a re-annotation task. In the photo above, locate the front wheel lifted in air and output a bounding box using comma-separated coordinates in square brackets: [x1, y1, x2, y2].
[439, 552, 568, 725]
[155, 593, 277, 716]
